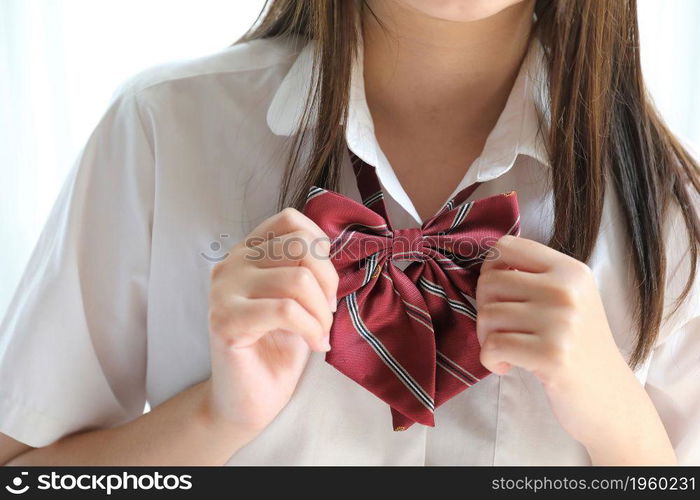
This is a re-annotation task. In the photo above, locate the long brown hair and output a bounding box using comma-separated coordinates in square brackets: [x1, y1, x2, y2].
[239, 0, 700, 368]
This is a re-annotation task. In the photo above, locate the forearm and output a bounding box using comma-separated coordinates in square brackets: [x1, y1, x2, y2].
[6, 381, 255, 466]
[580, 368, 676, 466]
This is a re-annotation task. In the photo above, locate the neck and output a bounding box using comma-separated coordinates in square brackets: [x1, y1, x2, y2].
[362, 1, 535, 136]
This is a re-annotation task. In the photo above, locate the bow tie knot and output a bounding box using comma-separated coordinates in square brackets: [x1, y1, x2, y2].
[389, 228, 425, 262]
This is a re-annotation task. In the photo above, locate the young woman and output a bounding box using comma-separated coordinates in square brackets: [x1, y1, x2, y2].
[1, 0, 698, 466]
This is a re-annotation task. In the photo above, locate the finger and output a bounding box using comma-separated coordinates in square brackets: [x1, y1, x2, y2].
[246, 230, 339, 309]
[482, 235, 558, 274]
[480, 331, 546, 375]
[476, 302, 539, 345]
[212, 296, 329, 352]
[476, 269, 555, 309]
[247, 266, 334, 335]
[476, 269, 540, 308]
[246, 207, 327, 243]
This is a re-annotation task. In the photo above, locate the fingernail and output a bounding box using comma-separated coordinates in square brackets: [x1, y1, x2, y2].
[322, 340, 332, 352]
[328, 296, 337, 313]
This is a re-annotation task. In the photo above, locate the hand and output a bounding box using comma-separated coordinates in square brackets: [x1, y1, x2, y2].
[203, 208, 339, 439]
[476, 235, 675, 464]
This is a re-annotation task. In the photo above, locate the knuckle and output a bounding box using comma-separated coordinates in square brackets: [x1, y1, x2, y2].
[208, 302, 233, 338]
[558, 284, 580, 307]
[476, 273, 496, 299]
[208, 294, 250, 341]
[556, 309, 578, 331]
[543, 339, 570, 371]
[294, 228, 316, 243]
[543, 279, 577, 306]
[276, 298, 298, 319]
[561, 258, 593, 284]
[476, 271, 492, 289]
[477, 302, 498, 326]
[495, 234, 515, 252]
[570, 258, 593, 278]
[238, 239, 262, 260]
[284, 236, 308, 260]
[312, 235, 332, 259]
[291, 266, 315, 287]
[496, 234, 513, 249]
[483, 333, 506, 353]
[278, 207, 302, 226]
[285, 230, 324, 262]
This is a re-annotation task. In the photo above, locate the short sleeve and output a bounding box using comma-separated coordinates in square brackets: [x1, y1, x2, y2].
[0, 86, 155, 447]
[645, 316, 700, 464]
[644, 183, 700, 465]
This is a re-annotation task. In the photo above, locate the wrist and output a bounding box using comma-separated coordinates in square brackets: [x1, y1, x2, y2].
[574, 366, 676, 465]
[191, 380, 261, 451]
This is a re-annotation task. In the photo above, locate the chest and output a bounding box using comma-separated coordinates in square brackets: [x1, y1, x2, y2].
[142, 147, 642, 463]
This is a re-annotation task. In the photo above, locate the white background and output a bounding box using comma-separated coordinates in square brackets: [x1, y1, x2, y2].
[1, 0, 699, 318]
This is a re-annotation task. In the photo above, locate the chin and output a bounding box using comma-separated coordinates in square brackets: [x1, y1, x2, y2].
[396, 0, 529, 22]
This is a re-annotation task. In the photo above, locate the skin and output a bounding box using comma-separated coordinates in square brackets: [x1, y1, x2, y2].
[0, 0, 676, 465]
[364, 0, 534, 219]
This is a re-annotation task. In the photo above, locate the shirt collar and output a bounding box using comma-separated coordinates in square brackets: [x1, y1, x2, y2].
[266, 38, 317, 137]
[267, 31, 550, 222]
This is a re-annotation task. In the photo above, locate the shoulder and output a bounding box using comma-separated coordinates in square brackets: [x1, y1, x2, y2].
[89, 35, 306, 158]
[109, 36, 304, 105]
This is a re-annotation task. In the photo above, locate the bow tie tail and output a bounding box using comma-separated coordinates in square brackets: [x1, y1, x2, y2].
[325, 285, 437, 429]
[391, 407, 420, 432]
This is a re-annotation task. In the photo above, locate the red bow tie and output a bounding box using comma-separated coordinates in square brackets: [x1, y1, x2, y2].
[302, 152, 520, 430]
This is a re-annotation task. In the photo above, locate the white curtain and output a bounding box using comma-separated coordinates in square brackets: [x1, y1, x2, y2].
[638, 0, 700, 149]
[1, 0, 699, 317]
[0, 0, 265, 315]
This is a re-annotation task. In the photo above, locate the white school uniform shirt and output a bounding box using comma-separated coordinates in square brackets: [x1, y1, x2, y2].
[1, 33, 699, 466]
